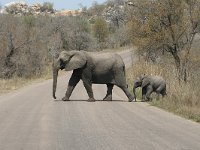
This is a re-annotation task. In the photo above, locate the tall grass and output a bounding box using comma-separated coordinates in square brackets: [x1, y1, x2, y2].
[127, 60, 200, 122]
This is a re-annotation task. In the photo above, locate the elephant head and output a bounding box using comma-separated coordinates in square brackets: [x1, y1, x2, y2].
[133, 74, 149, 100]
[52, 51, 87, 99]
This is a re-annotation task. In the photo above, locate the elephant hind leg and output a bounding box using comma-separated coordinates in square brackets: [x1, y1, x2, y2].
[103, 84, 113, 101]
[146, 86, 153, 101]
[117, 85, 135, 102]
[82, 80, 95, 102]
[160, 88, 167, 98]
[156, 86, 166, 99]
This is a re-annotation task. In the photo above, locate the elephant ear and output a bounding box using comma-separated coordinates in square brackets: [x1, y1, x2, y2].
[142, 78, 150, 88]
[60, 51, 87, 71]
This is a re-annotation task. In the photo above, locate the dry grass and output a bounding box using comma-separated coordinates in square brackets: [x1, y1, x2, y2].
[127, 60, 200, 122]
[0, 66, 53, 95]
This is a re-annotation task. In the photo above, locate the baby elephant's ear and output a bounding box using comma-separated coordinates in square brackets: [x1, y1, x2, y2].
[142, 78, 150, 88]
[140, 74, 146, 79]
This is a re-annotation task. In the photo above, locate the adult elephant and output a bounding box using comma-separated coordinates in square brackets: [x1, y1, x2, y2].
[133, 75, 166, 101]
[52, 50, 134, 102]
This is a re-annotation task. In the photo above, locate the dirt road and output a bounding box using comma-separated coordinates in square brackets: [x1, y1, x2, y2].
[0, 50, 200, 150]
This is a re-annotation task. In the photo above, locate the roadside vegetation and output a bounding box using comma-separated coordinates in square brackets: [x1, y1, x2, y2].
[0, 0, 130, 93]
[126, 0, 200, 122]
[127, 54, 200, 122]
[0, 0, 200, 122]
[0, 65, 52, 94]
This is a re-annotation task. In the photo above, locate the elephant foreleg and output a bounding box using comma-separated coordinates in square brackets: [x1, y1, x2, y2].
[63, 71, 80, 101]
[103, 84, 114, 101]
[142, 87, 147, 101]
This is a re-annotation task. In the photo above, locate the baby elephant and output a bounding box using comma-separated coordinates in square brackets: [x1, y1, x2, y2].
[133, 75, 166, 101]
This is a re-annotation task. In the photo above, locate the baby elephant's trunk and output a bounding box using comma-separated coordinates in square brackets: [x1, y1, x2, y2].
[133, 86, 137, 101]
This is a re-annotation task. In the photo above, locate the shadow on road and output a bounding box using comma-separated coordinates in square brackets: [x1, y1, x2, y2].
[53, 99, 140, 103]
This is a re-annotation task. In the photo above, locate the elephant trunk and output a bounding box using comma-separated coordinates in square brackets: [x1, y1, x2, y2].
[133, 85, 137, 101]
[53, 67, 59, 99]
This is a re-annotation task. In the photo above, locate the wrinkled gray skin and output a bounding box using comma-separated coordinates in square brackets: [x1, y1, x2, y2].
[133, 75, 166, 101]
[53, 50, 135, 102]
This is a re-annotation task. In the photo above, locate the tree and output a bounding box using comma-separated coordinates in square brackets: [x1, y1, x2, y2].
[67, 17, 92, 51]
[128, 0, 200, 81]
[0, 15, 52, 78]
[90, 1, 106, 16]
[41, 2, 54, 13]
[105, 0, 126, 28]
[93, 17, 109, 43]
[48, 16, 93, 51]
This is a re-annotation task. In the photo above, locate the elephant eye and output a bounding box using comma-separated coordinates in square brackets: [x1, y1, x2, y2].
[60, 59, 65, 69]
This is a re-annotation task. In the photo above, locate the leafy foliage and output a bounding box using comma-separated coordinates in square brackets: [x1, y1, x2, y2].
[128, 0, 200, 81]
[93, 17, 109, 43]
